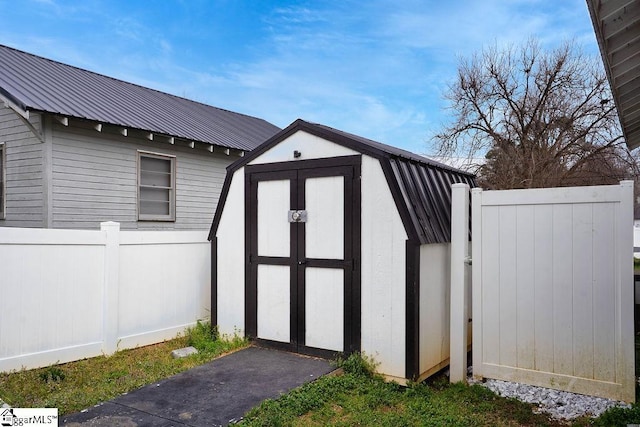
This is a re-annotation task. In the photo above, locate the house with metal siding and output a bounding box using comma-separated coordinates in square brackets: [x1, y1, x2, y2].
[210, 119, 475, 383]
[0, 44, 280, 229]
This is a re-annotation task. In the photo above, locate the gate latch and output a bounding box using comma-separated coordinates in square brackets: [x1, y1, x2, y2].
[288, 210, 308, 223]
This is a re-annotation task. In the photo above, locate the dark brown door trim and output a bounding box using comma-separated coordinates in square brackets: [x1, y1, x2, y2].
[245, 156, 361, 356]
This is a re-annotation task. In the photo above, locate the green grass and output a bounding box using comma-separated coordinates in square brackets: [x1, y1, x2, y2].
[241, 353, 593, 427]
[3, 334, 640, 425]
[0, 321, 247, 415]
[590, 381, 640, 427]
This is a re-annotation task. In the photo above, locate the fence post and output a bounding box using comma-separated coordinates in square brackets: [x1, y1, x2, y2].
[618, 180, 635, 402]
[450, 183, 470, 383]
[101, 221, 120, 355]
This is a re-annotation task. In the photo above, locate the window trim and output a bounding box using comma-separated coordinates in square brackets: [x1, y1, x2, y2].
[0, 142, 5, 220]
[137, 150, 176, 222]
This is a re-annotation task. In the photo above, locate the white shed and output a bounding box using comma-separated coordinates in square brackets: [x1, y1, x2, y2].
[209, 119, 475, 383]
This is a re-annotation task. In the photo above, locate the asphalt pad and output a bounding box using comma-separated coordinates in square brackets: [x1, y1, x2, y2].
[61, 346, 335, 426]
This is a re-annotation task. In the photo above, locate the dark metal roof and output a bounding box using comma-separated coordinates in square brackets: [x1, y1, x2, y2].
[0, 44, 280, 151]
[587, 0, 640, 150]
[209, 119, 476, 244]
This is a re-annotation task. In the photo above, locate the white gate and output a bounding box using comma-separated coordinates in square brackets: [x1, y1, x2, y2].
[451, 181, 635, 402]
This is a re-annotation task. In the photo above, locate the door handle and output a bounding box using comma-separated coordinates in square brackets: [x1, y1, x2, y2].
[288, 210, 308, 223]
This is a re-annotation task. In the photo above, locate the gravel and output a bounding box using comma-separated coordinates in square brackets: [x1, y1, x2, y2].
[468, 375, 631, 420]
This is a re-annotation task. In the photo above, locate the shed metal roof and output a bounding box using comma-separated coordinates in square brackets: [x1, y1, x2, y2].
[0, 44, 280, 151]
[587, 0, 640, 150]
[209, 119, 476, 244]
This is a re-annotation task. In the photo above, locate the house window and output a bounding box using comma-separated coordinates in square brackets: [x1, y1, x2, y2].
[138, 151, 175, 221]
[0, 143, 4, 219]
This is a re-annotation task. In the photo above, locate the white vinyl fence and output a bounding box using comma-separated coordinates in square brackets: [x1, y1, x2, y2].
[0, 222, 211, 373]
[451, 181, 635, 403]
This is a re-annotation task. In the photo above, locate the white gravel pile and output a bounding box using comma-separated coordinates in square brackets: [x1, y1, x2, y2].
[475, 377, 631, 420]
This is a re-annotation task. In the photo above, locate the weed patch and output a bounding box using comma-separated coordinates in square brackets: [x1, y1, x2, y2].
[38, 367, 65, 383]
[335, 352, 377, 377]
[186, 321, 246, 357]
[593, 403, 640, 426]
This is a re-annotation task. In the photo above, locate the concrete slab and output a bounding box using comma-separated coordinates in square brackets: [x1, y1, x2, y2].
[171, 346, 198, 359]
[61, 346, 334, 426]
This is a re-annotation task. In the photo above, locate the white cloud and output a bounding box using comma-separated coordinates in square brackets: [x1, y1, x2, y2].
[154, 0, 601, 151]
[114, 15, 151, 41]
[380, 0, 594, 55]
[0, 0, 603, 155]
[268, 6, 330, 25]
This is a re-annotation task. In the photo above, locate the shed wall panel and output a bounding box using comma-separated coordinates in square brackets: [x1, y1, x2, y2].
[305, 267, 344, 351]
[305, 176, 344, 259]
[256, 265, 291, 342]
[0, 107, 44, 227]
[216, 168, 246, 336]
[419, 243, 451, 376]
[248, 130, 358, 165]
[360, 154, 407, 379]
[50, 123, 232, 230]
[256, 179, 290, 257]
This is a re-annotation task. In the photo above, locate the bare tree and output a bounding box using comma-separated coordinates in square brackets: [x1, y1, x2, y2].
[432, 39, 637, 189]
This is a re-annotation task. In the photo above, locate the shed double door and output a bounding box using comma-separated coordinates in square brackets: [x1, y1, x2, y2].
[246, 158, 360, 356]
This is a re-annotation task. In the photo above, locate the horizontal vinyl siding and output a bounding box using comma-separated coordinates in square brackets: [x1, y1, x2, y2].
[0, 107, 44, 227]
[51, 123, 234, 230]
[176, 160, 226, 224]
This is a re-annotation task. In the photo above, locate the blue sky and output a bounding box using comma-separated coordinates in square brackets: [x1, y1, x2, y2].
[0, 0, 599, 154]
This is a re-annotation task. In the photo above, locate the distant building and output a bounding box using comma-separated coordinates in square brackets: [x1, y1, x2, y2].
[0, 44, 280, 229]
